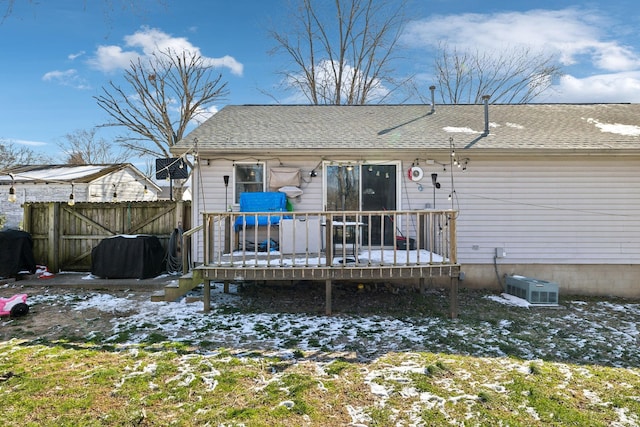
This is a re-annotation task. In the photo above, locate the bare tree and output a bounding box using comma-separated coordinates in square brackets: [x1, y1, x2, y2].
[95, 49, 228, 159]
[429, 44, 563, 104]
[0, 140, 50, 170]
[269, 0, 410, 105]
[57, 128, 132, 165]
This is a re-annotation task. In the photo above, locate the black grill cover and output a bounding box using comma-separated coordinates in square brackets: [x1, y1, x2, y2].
[0, 230, 36, 278]
[91, 235, 165, 279]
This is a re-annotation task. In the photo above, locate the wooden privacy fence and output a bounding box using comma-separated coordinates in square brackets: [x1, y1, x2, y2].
[22, 201, 190, 272]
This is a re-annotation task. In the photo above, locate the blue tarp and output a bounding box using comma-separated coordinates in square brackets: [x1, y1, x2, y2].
[234, 192, 288, 231]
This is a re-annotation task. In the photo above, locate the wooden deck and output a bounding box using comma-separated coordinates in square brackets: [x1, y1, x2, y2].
[196, 210, 461, 317]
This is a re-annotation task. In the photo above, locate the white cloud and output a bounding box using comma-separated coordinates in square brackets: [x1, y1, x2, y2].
[124, 27, 193, 56]
[89, 45, 140, 72]
[545, 72, 640, 103]
[403, 8, 639, 70]
[590, 43, 639, 72]
[191, 105, 219, 125]
[89, 26, 244, 76]
[203, 55, 244, 76]
[42, 69, 91, 90]
[403, 7, 640, 103]
[11, 139, 48, 147]
[68, 51, 85, 61]
[286, 59, 390, 104]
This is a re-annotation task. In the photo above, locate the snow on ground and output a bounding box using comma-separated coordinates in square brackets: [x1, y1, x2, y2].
[13, 283, 640, 425]
[218, 249, 445, 266]
[23, 283, 640, 369]
[485, 293, 532, 308]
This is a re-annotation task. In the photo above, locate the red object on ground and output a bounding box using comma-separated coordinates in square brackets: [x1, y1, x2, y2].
[36, 265, 55, 279]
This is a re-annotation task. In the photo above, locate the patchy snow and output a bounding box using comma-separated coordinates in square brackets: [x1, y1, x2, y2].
[442, 126, 480, 134]
[485, 293, 531, 308]
[22, 284, 640, 370]
[15, 283, 640, 425]
[505, 122, 525, 129]
[585, 118, 640, 136]
[214, 249, 445, 267]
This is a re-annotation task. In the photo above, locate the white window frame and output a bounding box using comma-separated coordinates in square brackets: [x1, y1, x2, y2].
[233, 162, 266, 205]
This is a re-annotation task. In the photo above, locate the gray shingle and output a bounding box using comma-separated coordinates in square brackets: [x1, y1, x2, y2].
[174, 104, 640, 154]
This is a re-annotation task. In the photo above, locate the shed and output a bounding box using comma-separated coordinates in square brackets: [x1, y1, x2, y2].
[0, 164, 160, 229]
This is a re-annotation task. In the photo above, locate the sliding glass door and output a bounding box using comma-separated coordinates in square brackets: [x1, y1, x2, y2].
[325, 162, 398, 245]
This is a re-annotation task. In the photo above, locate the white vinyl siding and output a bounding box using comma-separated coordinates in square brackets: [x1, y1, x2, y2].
[90, 169, 155, 202]
[190, 154, 640, 267]
[454, 156, 640, 265]
[191, 158, 324, 260]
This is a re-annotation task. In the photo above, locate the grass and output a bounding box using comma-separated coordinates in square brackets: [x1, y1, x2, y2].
[2, 286, 640, 425]
[1, 339, 639, 426]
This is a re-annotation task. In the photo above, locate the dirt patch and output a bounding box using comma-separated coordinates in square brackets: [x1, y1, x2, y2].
[0, 280, 452, 343]
[229, 280, 452, 316]
[0, 286, 140, 342]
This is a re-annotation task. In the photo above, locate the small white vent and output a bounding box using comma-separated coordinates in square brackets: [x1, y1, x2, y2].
[506, 275, 559, 305]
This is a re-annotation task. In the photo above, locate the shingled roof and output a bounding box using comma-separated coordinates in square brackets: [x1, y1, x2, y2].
[174, 104, 640, 155]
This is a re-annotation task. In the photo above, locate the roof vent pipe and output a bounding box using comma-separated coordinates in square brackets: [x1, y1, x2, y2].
[482, 94, 491, 135]
[429, 85, 436, 113]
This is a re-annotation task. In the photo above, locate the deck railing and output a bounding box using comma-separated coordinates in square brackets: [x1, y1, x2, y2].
[201, 210, 457, 268]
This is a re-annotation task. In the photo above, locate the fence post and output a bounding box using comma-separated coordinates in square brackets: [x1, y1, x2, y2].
[22, 203, 32, 233]
[175, 200, 184, 228]
[47, 202, 60, 273]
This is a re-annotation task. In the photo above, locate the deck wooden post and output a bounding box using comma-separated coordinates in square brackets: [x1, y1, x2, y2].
[325, 279, 332, 315]
[203, 279, 211, 313]
[419, 277, 426, 294]
[224, 215, 231, 254]
[449, 275, 459, 319]
[223, 280, 229, 293]
[325, 217, 333, 266]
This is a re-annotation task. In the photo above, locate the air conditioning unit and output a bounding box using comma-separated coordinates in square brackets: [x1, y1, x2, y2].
[506, 275, 559, 305]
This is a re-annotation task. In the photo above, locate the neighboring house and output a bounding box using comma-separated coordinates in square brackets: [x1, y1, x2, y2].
[171, 103, 640, 298]
[0, 164, 160, 229]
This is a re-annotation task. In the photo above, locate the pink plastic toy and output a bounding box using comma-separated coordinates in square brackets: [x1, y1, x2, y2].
[0, 294, 29, 317]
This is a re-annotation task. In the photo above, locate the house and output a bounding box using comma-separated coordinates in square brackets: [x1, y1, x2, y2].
[171, 103, 640, 302]
[0, 164, 160, 229]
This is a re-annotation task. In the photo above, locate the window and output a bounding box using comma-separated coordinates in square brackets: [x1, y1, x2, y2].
[324, 162, 398, 212]
[325, 164, 360, 211]
[324, 161, 399, 245]
[234, 162, 265, 204]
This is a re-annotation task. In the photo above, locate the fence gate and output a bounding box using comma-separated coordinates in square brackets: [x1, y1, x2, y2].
[22, 201, 190, 272]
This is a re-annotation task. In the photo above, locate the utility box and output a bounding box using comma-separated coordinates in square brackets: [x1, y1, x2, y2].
[506, 275, 559, 305]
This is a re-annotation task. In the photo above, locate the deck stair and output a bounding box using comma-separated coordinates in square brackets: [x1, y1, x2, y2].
[151, 270, 203, 302]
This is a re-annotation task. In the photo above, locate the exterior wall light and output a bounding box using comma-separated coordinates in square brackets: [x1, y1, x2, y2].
[8, 186, 16, 203]
[7, 173, 16, 203]
[67, 183, 75, 206]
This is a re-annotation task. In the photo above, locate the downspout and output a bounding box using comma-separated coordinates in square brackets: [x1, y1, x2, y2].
[482, 94, 491, 135]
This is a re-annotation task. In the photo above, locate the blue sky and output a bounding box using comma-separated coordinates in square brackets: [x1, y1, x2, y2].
[2, 0, 640, 161]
